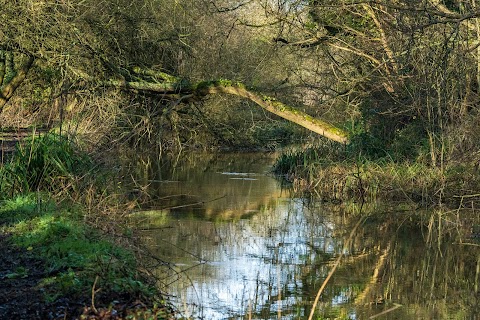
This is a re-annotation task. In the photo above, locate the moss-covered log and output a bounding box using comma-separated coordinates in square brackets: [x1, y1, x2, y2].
[194, 80, 349, 144]
[106, 74, 349, 144]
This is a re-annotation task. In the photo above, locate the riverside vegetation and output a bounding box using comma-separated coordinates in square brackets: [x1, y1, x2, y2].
[0, 134, 172, 318]
[1, 0, 480, 318]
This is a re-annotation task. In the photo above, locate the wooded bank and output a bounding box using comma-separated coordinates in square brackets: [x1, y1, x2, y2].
[2, 0, 480, 162]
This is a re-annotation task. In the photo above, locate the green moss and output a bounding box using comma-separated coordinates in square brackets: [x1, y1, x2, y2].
[262, 95, 278, 103]
[218, 79, 234, 86]
[267, 100, 349, 139]
[218, 79, 246, 88]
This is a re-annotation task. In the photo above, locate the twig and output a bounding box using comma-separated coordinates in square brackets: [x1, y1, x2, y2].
[157, 194, 226, 211]
[308, 216, 366, 320]
[453, 193, 480, 198]
[91, 275, 100, 314]
[369, 303, 402, 319]
[454, 242, 480, 247]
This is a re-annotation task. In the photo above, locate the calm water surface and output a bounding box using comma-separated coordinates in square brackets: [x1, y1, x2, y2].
[128, 153, 479, 320]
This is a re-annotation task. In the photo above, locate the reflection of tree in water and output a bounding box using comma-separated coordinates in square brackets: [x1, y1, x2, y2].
[378, 210, 480, 319]
[248, 204, 480, 319]
[129, 153, 479, 319]
[123, 151, 284, 220]
[307, 208, 480, 319]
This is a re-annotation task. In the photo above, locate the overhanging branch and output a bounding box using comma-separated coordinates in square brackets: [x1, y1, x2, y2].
[101, 74, 349, 144]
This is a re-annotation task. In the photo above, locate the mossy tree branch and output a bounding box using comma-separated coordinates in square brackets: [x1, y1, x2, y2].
[102, 72, 349, 144]
[194, 80, 349, 144]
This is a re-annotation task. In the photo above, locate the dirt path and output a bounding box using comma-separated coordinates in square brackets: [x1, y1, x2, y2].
[0, 234, 174, 319]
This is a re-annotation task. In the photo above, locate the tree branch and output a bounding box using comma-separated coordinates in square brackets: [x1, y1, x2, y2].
[194, 81, 349, 143]
[273, 36, 330, 48]
[0, 51, 5, 86]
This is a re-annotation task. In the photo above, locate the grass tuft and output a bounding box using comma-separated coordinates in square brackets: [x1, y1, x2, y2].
[0, 133, 94, 197]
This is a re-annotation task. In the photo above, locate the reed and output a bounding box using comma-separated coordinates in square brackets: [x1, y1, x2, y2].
[0, 133, 94, 197]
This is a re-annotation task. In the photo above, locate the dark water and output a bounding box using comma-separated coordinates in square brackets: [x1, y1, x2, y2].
[128, 153, 480, 320]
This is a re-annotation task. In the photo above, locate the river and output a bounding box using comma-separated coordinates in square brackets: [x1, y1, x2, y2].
[127, 152, 479, 320]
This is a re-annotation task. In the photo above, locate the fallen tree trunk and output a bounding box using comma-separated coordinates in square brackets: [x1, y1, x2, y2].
[195, 81, 349, 144]
[104, 75, 349, 144]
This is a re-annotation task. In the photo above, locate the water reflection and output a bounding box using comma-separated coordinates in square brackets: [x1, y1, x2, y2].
[129, 153, 480, 320]
[126, 153, 283, 220]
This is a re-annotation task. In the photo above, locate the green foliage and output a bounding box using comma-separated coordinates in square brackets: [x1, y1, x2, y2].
[343, 105, 429, 162]
[273, 143, 344, 175]
[347, 132, 389, 160]
[0, 133, 94, 196]
[0, 194, 47, 224]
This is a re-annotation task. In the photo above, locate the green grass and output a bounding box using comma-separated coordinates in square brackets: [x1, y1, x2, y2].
[0, 194, 48, 224]
[1, 194, 155, 302]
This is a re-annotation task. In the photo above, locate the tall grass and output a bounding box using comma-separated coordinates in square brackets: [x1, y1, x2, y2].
[272, 144, 480, 207]
[0, 133, 94, 197]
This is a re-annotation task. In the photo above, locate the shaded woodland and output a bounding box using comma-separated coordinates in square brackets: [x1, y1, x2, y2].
[1, 0, 479, 159]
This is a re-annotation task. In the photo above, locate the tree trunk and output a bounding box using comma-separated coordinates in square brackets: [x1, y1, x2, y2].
[0, 54, 35, 113]
[104, 77, 350, 144]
